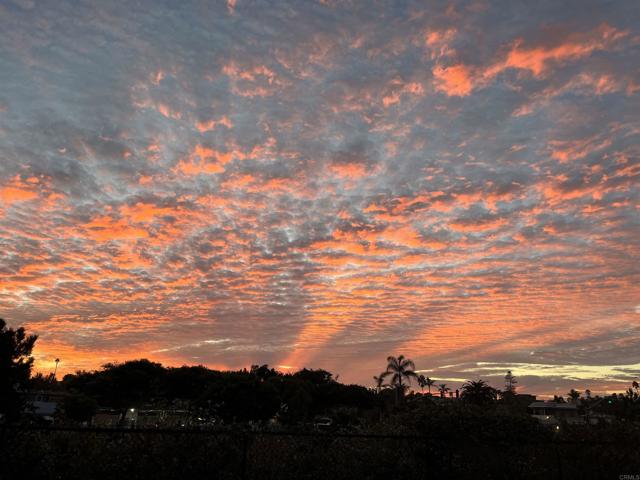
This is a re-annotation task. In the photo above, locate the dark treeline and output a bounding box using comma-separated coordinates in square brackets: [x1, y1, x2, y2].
[55, 360, 378, 425]
[2, 318, 640, 429]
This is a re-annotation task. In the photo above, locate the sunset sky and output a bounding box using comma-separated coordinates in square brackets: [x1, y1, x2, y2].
[1, 0, 639, 396]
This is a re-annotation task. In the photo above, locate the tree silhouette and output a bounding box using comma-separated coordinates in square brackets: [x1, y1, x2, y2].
[0, 319, 38, 421]
[504, 370, 517, 394]
[62, 394, 98, 423]
[625, 381, 639, 402]
[416, 375, 437, 395]
[460, 379, 498, 406]
[381, 355, 417, 405]
[29, 372, 56, 389]
[63, 359, 166, 408]
[373, 374, 387, 393]
[293, 368, 334, 385]
[438, 384, 450, 398]
[250, 364, 278, 381]
[567, 389, 581, 403]
[417, 375, 426, 393]
[424, 377, 435, 395]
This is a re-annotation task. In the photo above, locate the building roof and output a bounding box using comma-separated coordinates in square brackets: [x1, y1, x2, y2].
[528, 401, 577, 410]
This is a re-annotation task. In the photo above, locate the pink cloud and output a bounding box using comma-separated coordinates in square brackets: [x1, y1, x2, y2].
[432, 64, 474, 96]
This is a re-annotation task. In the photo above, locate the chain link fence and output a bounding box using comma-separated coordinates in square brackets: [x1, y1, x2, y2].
[1, 426, 638, 479]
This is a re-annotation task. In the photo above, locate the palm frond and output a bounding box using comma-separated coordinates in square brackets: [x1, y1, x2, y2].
[400, 358, 416, 370]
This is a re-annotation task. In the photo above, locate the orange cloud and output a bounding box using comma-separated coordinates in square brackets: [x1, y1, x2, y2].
[119, 203, 178, 223]
[174, 159, 224, 175]
[432, 64, 474, 96]
[424, 28, 457, 60]
[549, 135, 612, 163]
[0, 176, 39, 205]
[0, 186, 38, 204]
[196, 116, 233, 132]
[329, 162, 368, 179]
[379, 225, 424, 248]
[222, 62, 286, 97]
[433, 24, 628, 97]
[485, 24, 628, 79]
[173, 144, 238, 176]
[382, 81, 425, 107]
[157, 103, 182, 119]
[84, 215, 149, 241]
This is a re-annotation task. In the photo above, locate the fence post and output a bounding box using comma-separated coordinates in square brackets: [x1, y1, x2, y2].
[240, 432, 249, 480]
[555, 444, 563, 480]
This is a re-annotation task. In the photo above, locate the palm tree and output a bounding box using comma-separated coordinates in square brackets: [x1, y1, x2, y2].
[438, 384, 450, 398]
[373, 374, 387, 393]
[567, 389, 581, 403]
[625, 382, 639, 402]
[52, 358, 60, 381]
[417, 375, 437, 395]
[632, 381, 640, 402]
[425, 377, 435, 395]
[417, 375, 426, 393]
[460, 379, 498, 405]
[381, 355, 417, 404]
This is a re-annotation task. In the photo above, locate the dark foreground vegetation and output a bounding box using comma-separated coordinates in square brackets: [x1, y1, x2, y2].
[2, 319, 640, 479]
[3, 418, 640, 480]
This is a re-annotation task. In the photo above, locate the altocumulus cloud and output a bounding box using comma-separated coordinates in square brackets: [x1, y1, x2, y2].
[0, 0, 638, 394]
